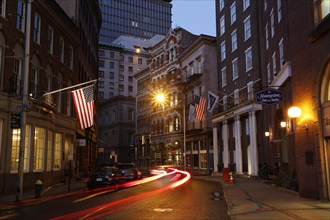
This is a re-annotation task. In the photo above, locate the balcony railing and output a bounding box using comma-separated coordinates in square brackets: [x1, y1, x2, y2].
[10, 78, 56, 108]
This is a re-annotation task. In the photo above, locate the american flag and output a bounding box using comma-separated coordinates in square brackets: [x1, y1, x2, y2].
[72, 85, 94, 129]
[194, 96, 206, 121]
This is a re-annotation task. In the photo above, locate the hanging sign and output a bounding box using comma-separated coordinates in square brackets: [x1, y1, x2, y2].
[256, 89, 284, 105]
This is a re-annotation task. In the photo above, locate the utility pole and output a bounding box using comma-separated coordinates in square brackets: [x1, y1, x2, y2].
[16, 0, 32, 201]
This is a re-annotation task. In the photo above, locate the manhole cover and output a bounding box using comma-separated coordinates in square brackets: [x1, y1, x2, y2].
[153, 208, 173, 212]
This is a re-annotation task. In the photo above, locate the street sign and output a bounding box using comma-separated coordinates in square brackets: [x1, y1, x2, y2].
[256, 89, 284, 105]
[11, 113, 20, 128]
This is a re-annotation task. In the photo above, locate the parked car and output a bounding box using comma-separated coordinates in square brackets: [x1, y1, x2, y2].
[87, 166, 126, 190]
[116, 163, 143, 180]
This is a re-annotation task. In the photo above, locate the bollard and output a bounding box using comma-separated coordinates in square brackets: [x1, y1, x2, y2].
[35, 179, 43, 198]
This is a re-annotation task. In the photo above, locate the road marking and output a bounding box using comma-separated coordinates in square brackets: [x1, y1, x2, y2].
[153, 208, 173, 212]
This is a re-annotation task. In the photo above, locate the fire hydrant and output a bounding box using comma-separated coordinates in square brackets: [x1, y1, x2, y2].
[35, 179, 43, 198]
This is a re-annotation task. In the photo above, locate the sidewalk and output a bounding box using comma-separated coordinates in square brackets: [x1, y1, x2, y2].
[0, 179, 87, 206]
[195, 174, 330, 220]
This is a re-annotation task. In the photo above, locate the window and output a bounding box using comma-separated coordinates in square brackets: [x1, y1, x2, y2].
[119, 65, 124, 71]
[109, 82, 114, 89]
[53, 133, 62, 170]
[47, 26, 54, 54]
[128, 86, 133, 92]
[265, 23, 269, 49]
[220, 0, 224, 11]
[272, 52, 277, 76]
[16, 0, 25, 32]
[231, 30, 237, 51]
[98, 91, 104, 99]
[247, 81, 254, 100]
[128, 56, 133, 63]
[30, 66, 39, 98]
[138, 58, 143, 64]
[0, 0, 6, 17]
[33, 13, 41, 44]
[245, 47, 252, 71]
[174, 116, 179, 131]
[279, 38, 284, 67]
[110, 51, 114, 58]
[220, 16, 225, 36]
[230, 2, 236, 24]
[99, 60, 104, 67]
[11, 125, 31, 173]
[46, 130, 53, 171]
[120, 55, 124, 61]
[128, 109, 134, 121]
[109, 72, 114, 79]
[98, 80, 104, 88]
[277, 0, 282, 22]
[119, 75, 124, 81]
[220, 41, 226, 61]
[59, 37, 64, 63]
[234, 89, 239, 105]
[232, 58, 238, 80]
[244, 16, 251, 40]
[69, 46, 73, 70]
[119, 85, 124, 91]
[270, 9, 274, 37]
[129, 76, 133, 82]
[99, 50, 105, 57]
[34, 127, 46, 172]
[99, 71, 104, 78]
[223, 96, 228, 110]
[221, 67, 227, 87]
[129, 66, 133, 72]
[243, 0, 250, 11]
[110, 62, 114, 68]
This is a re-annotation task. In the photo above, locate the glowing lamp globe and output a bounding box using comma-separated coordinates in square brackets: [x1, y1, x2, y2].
[288, 106, 302, 118]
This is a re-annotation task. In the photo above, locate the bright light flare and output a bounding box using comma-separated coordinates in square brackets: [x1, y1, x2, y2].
[53, 169, 191, 220]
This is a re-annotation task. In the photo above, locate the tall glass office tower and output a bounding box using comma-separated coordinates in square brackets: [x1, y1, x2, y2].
[99, 0, 172, 44]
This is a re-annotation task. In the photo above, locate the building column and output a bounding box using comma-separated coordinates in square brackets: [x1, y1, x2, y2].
[249, 111, 258, 176]
[223, 120, 229, 168]
[213, 126, 219, 173]
[235, 116, 243, 174]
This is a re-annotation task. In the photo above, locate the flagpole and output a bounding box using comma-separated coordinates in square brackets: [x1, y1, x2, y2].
[42, 79, 98, 96]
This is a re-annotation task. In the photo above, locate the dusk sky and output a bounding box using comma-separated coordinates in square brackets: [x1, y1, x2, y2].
[171, 0, 216, 36]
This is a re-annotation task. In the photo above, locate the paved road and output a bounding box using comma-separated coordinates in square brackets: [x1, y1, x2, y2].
[1, 172, 230, 220]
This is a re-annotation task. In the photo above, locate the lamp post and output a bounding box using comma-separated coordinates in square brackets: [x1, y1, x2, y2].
[16, 0, 33, 201]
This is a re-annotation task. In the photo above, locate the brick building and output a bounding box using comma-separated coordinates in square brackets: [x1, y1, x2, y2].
[0, 0, 101, 194]
[214, 0, 329, 200]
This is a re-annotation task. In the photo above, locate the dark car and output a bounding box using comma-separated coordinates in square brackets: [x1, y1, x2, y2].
[116, 163, 142, 180]
[87, 166, 126, 190]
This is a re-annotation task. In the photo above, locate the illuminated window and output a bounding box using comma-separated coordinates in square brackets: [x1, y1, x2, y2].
[11, 125, 31, 173]
[53, 133, 62, 170]
[34, 127, 45, 172]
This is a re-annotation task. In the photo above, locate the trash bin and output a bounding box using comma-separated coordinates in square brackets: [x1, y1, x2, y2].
[35, 179, 43, 198]
[222, 168, 230, 182]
